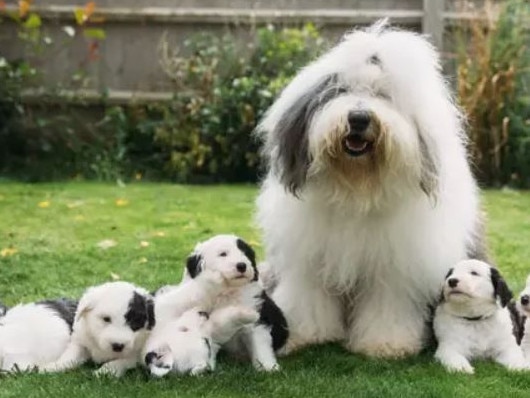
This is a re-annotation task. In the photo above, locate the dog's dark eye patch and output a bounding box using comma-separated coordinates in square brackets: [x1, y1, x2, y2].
[102, 316, 111, 323]
[125, 292, 150, 332]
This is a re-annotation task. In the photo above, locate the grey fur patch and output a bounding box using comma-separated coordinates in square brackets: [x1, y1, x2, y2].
[271, 74, 347, 195]
[466, 215, 492, 264]
[417, 131, 439, 200]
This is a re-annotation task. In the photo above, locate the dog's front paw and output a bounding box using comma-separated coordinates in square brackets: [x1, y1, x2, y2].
[253, 359, 280, 372]
[95, 363, 125, 378]
[435, 351, 474, 374]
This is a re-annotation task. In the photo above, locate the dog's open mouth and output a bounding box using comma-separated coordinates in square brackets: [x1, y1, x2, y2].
[342, 134, 373, 157]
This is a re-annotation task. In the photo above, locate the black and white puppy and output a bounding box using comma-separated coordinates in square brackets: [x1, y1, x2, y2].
[516, 275, 530, 359]
[41, 281, 154, 377]
[183, 234, 289, 371]
[0, 298, 77, 372]
[434, 259, 528, 373]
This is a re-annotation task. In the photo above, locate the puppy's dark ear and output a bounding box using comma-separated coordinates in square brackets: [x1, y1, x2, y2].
[444, 268, 454, 280]
[186, 253, 203, 278]
[490, 267, 513, 307]
[146, 297, 155, 330]
[236, 238, 258, 281]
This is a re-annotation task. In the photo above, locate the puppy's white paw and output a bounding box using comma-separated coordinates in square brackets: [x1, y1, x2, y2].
[94, 363, 124, 378]
[189, 363, 209, 376]
[253, 360, 280, 372]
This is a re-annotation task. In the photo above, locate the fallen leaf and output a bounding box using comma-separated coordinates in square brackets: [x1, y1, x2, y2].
[97, 239, 117, 249]
[110, 272, 120, 280]
[1, 247, 17, 257]
[115, 198, 129, 207]
[74, 215, 85, 221]
[153, 231, 166, 237]
[139, 241, 150, 248]
[67, 200, 84, 209]
[38, 201, 50, 208]
[138, 257, 148, 264]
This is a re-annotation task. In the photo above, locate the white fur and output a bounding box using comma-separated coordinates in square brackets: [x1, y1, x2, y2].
[0, 303, 71, 371]
[41, 282, 152, 377]
[256, 21, 480, 358]
[143, 306, 258, 377]
[516, 275, 530, 359]
[182, 235, 283, 371]
[434, 260, 528, 373]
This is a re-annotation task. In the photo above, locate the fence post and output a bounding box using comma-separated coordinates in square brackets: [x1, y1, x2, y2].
[422, 0, 444, 51]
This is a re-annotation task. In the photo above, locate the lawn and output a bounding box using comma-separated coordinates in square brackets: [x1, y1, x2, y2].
[1, 182, 530, 398]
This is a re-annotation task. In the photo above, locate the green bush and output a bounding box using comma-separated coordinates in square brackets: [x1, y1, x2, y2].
[0, 24, 326, 182]
[456, 0, 530, 187]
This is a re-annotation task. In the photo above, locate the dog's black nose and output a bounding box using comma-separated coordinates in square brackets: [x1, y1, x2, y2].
[236, 262, 247, 273]
[347, 111, 371, 134]
[145, 352, 157, 365]
[447, 278, 459, 288]
[521, 295, 530, 306]
[112, 343, 125, 352]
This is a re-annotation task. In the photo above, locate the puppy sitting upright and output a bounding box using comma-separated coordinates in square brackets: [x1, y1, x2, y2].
[183, 234, 288, 371]
[434, 259, 527, 373]
[42, 281, 154, 377]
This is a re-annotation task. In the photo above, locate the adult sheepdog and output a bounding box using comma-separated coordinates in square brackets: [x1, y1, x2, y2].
[255, 20, 485, 358]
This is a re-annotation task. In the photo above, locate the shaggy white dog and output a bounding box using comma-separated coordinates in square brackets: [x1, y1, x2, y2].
[255, 20, 483, 358]
[41, 281, 154, 377]
[143, 306, 258, 377]
[516, 275, 530, 358]
[181, 235, 288, 371]
[433, 260, 527, 373]
[0, 299, 76, 371]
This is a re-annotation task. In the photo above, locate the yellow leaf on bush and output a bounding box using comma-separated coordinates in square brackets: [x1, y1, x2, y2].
[38, 201, 50, 208]
[18, 0, 30, 18]
[23, 12, 41, 29]
[1, 247, 17, 257]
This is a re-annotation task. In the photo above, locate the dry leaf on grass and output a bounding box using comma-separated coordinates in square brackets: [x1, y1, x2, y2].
[97, 239, 117, 249]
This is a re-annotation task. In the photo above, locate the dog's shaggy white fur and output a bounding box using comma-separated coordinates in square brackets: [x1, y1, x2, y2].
[0, 299, 76, 371]
[433, 260, 527, 373]
[41, 282, 154, 377]
[143, 306, 258, 377]
[255, 21, 484, 358]
[181, 235, 288, 371]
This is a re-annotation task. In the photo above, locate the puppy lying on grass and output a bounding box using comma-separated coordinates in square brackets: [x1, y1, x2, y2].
[0, 298, 77, 372]
[434, 259, 528, 374]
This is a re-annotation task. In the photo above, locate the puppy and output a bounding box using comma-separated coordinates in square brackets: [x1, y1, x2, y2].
[516, 275, 530, 358]
[41, 281, 154, 377]
[434, 259, 528, 373]
[143, 306, 258, 377]
[182, 234, 289, 371]
[0, 298, 77, 372]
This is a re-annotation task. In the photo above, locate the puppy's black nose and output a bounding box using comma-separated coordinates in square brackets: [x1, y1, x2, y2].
[236, 262, 247, 273]
[112, 343, 125, 352]
[145, 352, 157, 365]
[347, 111, 371, 134]
[521, 295, 530, 306]
[447, 278, 459, 288]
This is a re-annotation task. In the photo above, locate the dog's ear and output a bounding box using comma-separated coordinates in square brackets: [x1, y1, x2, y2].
[146, 297, 155, 330]
[186, 253, 203, 278]
[75, 287, 97, 322]
[265, 74, 342, 195]
[490, 267, 513, 308]
[416, 127, 440, 203]
[236, 238, 258, 281]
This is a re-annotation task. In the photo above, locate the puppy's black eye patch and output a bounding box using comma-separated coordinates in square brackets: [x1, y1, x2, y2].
[102, 316, 111, 323]
[470, 271, 479, 276]
[219, 251, 228, 257]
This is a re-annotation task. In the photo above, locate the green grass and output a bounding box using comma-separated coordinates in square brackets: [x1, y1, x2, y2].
[1, 182, 530, 398]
